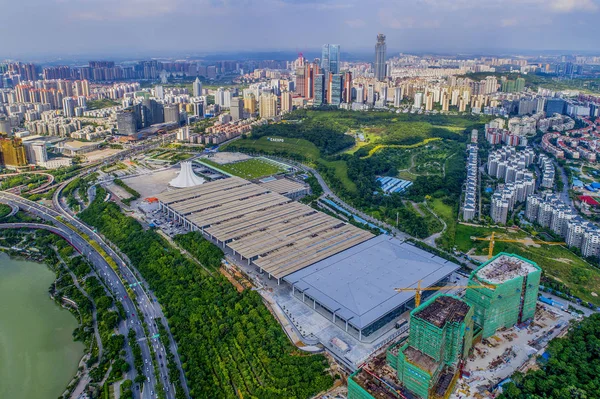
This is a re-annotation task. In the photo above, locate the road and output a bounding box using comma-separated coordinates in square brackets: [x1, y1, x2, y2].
[553, 160, 575, 211]
[52, 156, 189, 398]
[0, 196, 165, 399]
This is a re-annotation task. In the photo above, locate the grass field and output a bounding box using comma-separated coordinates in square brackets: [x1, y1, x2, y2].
[318, 159, 357, 193]
[450, 223, 600, 305]
[221, 136, 321, 162]
[200, 158, 287, 179]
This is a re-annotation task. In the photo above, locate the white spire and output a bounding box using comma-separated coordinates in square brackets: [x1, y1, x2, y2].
[169, 161, 205, 188]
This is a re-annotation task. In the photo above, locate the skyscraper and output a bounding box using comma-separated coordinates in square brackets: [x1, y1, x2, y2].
[343, 72, 353, 103]
[321, 44, 340, 75]
[193, 77, 203, 97]
[328, 74, 343, 106]
[374, 34, 387, 81]
[313, 74, 326, 106]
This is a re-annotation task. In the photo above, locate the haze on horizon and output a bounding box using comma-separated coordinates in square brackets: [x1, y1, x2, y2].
[1, 0, 600, 60]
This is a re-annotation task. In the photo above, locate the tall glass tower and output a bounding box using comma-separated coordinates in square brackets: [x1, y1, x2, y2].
[321, 44, 340, 74]
[374, 34, 387, 81]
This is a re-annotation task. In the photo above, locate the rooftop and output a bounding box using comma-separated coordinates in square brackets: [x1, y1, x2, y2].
[156, 177, 373, 279]
[414, 295, 470, 328]
[284, 235, 459, 330]
[403, 345, 438, 375]
[475, 253, 539, 285]
[351, 370, 398, 399]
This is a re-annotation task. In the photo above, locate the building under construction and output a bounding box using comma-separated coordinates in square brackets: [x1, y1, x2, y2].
[465, 253, 541, 339]
[385, 295, 474, 399]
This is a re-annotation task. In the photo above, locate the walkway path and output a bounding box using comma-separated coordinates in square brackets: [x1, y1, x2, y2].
[423, 201, 447, 247]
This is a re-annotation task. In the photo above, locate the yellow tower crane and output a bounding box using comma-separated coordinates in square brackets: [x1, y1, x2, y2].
[394, 280, 494, 308]
[471, 232, 565, 259]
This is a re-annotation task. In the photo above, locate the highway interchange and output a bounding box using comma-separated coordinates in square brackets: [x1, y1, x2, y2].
[0, 133, 185, 399]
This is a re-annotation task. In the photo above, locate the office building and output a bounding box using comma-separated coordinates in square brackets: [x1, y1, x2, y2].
[193, 77, 203, 97]
[24, 141, 48, 165]
[374, 34, 387, 81]
[313, 74, 326, 106]
[0, 135, 27, 167]
[546, 98, 566, 116]
[394, 87, 403, 107]
[116, 107, 141, 135]
[321, 44, 340, 74]
[465, 253, 541, 338]
[164, 104, 180, 124]
[328, 74, 343, 106]
[230, 97, 244, 121]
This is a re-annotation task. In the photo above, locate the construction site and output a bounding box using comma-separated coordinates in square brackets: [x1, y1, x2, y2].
[347, 253, 563, 399]
[465, 253, 541, 339]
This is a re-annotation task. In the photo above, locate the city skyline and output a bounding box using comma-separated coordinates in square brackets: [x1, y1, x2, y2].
[2, 0, 600, 59]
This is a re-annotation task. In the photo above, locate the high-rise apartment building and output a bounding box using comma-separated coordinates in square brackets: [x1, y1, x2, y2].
[280, 91, 293, 114]
[374, 34, 387, 81]
[321, 44, 340, 74]
[259, 93, 278, 119]
[244, 94, 257, 115]
[62, 97, 75, 117]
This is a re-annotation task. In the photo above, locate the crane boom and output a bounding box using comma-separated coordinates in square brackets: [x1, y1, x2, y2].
[471, 233, 565, 259]
[394, 280, 494, 308]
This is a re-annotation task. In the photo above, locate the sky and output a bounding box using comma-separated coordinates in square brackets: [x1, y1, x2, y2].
[1, 0, 600, 60]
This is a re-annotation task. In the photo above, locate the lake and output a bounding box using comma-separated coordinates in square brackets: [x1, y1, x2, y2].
[0, 252, 84, 399]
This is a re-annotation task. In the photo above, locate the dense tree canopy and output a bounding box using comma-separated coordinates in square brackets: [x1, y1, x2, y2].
[498, 314, 600, 399]
[79, 190, 333, 399]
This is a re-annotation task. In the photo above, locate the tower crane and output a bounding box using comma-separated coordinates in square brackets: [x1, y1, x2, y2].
[471, 232, 565, 259]
[394, 280, 494, 308]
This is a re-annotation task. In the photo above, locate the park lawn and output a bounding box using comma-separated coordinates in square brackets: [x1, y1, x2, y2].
[318, 159, 357, 193]
[429, 198, 457, 247]
[201, 158, 286, 179]
[451, 223, 600, 305]
[86, 98, 119, 110]
[492, 241, 600, 306]
[221, 136, 321, 162]
[398, 170, 417, 181]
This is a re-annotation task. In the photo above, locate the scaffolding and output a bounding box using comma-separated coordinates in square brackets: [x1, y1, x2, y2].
[348, 369, 400, 399]
[465, 253, 541, 338]
[395, 294, 474, 399]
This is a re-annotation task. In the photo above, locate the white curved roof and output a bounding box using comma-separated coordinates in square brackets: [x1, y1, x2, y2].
[169, 161, 205, 188]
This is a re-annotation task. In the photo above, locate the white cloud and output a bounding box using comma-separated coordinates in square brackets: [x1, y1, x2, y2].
[345, 18, 366, 28]
[549, 0, 598, 12]
[500, 17, 518, 27]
